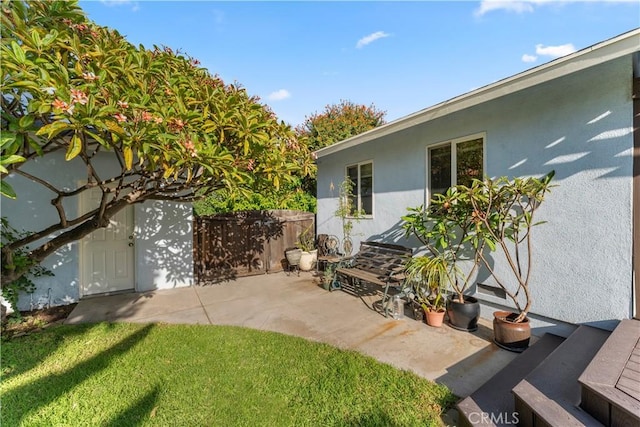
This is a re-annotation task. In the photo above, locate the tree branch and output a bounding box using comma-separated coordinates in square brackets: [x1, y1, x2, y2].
[13, 169, 62, 195]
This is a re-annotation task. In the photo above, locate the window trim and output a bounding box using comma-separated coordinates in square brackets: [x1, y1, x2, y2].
[425, 132, 486, 205]
[345, 160, 374, 218]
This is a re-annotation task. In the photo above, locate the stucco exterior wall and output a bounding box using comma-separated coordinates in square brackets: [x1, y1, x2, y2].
[134, 201, 193, 292]
[3, 152, 194, 311]
[317, 55, 634, 329]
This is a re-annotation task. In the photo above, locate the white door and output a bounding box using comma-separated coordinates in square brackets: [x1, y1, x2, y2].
[80, 188, 135, 296]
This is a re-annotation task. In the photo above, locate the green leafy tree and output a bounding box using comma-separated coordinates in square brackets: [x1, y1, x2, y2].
[296, 100, 386, 152]
[294, 100, 385, 199]
[0, 0, 314, 288]
[193, 100, 383, 214]
[193, 180, 316, 216]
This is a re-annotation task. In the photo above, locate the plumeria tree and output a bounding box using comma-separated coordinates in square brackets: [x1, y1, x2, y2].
[0, 0, 314, 288]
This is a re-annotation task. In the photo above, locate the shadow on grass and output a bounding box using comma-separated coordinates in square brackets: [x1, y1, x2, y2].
[104, 385, 160, 427]
[2, 324, 154, 425]
[1, 323, 106, 379]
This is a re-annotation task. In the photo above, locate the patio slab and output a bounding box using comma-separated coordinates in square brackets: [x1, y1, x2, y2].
[65, 271, 517, 397]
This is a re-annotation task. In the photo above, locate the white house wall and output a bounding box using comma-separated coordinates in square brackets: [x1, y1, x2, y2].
[3, 151, 194, 310]
[317, 55, 634, 328]
[134, 201, 193, 292]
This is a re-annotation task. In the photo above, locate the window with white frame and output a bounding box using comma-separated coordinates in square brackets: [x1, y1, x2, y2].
[346, 161, 373, 216]
[428, 135, 484, 199]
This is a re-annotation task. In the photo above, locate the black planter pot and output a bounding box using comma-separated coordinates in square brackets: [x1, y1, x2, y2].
[446, 295, 480, 332]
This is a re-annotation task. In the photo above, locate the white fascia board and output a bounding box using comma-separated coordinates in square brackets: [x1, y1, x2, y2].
[316, 29, 640, 159]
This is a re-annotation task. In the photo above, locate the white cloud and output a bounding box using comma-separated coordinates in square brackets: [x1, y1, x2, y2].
[268, 89, 291, 101]
[535, 43, 576, 58]
[521, 42, 575, 63]
[356, 31, 390, 49]
[100, 0, 140, 12]
[476, 1, 535, 16]
[476, 0, 637, 16]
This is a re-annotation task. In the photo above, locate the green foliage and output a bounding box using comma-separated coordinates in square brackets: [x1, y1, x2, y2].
[334, 177, 364, 255]
[405, 255, 452, 312]
[296, 223, 315, 252]
[322, 263, 336, 289]
[193, 182, 316, 215]
[402, 188, 482, 302]
[1, 323, 456, 426]
[402, 171, 555, 321]
[463, 171, 555, 322]
[0, 152, 25, 199]
[1, 0, 314, 288]
[0, 218, 53, 313]
[2, 0, 314, 194]
[296, 100, 386, 152]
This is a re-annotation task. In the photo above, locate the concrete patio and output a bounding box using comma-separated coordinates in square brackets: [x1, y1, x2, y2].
[66, 271, 517, 399]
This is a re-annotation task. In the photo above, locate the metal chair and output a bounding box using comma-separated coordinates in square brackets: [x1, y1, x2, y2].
[316, 234, 341, 272]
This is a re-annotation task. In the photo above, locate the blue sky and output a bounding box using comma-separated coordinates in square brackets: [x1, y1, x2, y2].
[79, 1, 639, 127]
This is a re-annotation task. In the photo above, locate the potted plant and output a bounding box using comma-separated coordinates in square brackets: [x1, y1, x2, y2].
[463, 171, 555, 352]
[284, 246, 302, 272]
[405, 254, 450, 327]
[402, 189, 483, 331]
[297, 224, 317, 271]
[322, 263, 337, 291]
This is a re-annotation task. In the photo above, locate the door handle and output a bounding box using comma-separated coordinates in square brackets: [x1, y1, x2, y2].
[128, 242, 134, 247]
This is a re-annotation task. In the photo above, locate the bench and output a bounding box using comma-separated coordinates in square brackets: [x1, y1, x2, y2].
[336, 241, 413, 317]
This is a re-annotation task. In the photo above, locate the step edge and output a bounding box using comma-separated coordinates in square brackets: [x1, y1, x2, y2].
[578, 319, 640, 387]
[457, 334, 566, 426]
[513, 380, 603, 427]
[522, 325, 610, 380]
[580, 380, 640, 420]
[511, 326, 610, 426]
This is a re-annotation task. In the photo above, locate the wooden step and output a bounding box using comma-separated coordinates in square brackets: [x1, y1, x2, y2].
[578, 319, 640, 427]
[456, 333, 565, 427]
[513, 325, 610, 427]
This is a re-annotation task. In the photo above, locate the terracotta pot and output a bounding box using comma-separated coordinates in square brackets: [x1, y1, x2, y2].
[446, 295, 480, 332]
[425, 309, 445, 327]
[493, 311, 531, 352]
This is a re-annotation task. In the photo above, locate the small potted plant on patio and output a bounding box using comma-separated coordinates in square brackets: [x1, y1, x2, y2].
[402, 190, 483, 332]
[322, 262, 337, 291]
[405, 254, 450, 327]
[463, 171, 555, 352]
[296, 224, 317, 271]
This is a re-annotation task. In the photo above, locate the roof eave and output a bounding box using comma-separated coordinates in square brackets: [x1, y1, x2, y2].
[315, 28, 640, 159]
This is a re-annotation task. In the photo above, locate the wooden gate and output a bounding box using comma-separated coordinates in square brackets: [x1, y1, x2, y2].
[194, 210, 315, 284]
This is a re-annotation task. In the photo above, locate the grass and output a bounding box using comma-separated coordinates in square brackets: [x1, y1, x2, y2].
[1, 323, 456, 426]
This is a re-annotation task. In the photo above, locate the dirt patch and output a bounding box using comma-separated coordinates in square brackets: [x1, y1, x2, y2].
[1, 304, 77, 339]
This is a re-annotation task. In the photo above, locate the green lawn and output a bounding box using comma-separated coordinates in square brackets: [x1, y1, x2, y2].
[1, 323, 455, 426]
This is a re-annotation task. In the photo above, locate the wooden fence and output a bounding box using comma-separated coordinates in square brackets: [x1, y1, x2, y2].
[193, 210, 315, 284]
